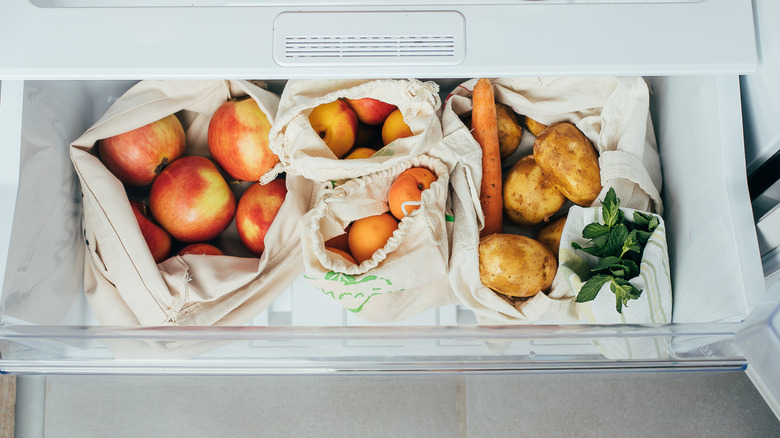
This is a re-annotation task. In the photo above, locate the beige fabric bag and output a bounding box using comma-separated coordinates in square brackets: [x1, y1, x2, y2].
[267, 79, 442, 183]
[299, 154, 456, 322]
[443, 76, 665, 324]
[71, 80, 314, 327]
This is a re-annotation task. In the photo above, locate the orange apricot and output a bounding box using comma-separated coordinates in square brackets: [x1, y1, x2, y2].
[347, 213, 399, 264]
[388, 167, 437, 220]
[326, 246, 358, 265]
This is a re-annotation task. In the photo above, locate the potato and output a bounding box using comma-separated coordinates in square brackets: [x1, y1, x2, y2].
[533, 122, 602, 206]
[465, 104, 523, 160]
[523, 116, 548, 137]
[503, 155, 566, 226]
[479, 233, 557, 298]
[496, 102, 523, 159]
[535, 215, 567, 259]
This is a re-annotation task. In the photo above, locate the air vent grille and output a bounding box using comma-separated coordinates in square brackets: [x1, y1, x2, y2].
[273, 11, 465, 66]
[284, 35, 456, 59]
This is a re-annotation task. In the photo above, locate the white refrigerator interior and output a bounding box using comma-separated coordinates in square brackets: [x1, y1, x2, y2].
[1, 0, 779, 423]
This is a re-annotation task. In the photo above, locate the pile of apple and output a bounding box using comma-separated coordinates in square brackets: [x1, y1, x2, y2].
[98, 97, 286, 263]
[308, 97, 414, 159]
[323, 166, 437, 265]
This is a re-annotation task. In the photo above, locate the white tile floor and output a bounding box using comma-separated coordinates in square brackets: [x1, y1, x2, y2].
[13, 371, 780, 438]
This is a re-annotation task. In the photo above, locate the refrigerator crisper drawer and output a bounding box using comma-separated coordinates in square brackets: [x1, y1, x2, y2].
[0, 75, 765, 374]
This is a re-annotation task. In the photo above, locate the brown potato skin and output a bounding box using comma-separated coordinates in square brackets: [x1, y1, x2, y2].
[496, 103, 523, 160]
[524, 116, 548, 137]
[479, 233, 557, 298]
[535, 215, 567, 259]
[533, 122, 602, 206]
[503, 155, 566, 226]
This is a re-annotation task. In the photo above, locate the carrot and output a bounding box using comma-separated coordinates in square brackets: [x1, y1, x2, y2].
[471, 78, 503, 237]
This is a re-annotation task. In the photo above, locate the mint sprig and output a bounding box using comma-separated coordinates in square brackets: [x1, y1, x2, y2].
[573, 187, 660, 314]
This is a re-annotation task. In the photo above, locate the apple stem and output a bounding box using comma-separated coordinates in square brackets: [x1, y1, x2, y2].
[154, 157, 170, 174]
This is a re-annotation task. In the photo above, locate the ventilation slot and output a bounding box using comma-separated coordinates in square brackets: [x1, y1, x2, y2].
[273, 11, 465, 66]
[284, 35, 456, 60]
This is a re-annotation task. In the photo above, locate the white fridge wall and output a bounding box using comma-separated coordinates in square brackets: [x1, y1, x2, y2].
[0, 75, 765, 327]
[0, 1, 757, 79]
[649, 75, 765, 323]
[0, 82, 23, 307]
[741, 0, 780, 174]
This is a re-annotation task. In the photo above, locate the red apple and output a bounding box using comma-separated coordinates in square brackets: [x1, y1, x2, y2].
[149, 156, 236, 243]
[236, 179, 287, 257]
[308, 100, 358, 158]
[208, 97, 279, 182]
[99, 114, 186, 186]
[130, 200, 172, 263]
[177, 243, 224, 256]
[345, 98, 397, 125]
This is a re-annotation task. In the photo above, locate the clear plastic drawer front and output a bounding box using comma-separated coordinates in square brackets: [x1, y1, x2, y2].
[0, 75, 768, 375]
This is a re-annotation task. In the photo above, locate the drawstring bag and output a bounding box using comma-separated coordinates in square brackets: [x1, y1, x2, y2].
[70, 80, 315, 327]
[299, 154, 456, 322]
[267, 79, 442, 183]
[443, 77, 666, 325]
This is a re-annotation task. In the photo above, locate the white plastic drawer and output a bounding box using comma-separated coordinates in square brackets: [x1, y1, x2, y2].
[0, 74, 767, 375]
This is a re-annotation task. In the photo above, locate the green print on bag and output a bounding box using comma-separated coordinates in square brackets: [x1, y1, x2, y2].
[306, 271, 404, 313]
[371, 147, 396, 157]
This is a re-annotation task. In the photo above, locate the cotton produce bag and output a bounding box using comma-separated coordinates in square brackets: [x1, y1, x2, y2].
[444, 76, 666, 324]
[299, 153, 458, 322]
[267, 79, 443, 183]
[70, 80, 314, 327]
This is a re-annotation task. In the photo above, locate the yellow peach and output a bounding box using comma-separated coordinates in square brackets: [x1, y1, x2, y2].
[344, 147, 376, 160]
[381, 108, 413, 146]
[308, 100, 359, 158]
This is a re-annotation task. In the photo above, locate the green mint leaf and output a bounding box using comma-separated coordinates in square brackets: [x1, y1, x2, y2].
[602, 188, 621, 227]
[592, 256, 621, 273]
[619, 259, 640, 278]
[611, 278, 643, 314]
[611, 281, 626, 313]
[620, 230, 640, 258]
[572, 241, 605, 257]
[609, 265, 626, 277]
[627, 284, 643, 300]
[633, 211, 660, 233]
[582, 223, 610, 239]
[576, 274, 612, 303]
[633, 211, 653, 227]
[626, 229, 638, 247]
[603, 224, 628, 257]
[648, 216, 660, 232]
[613, 277, 632, 288]
[591, 234, 609, 248]
[635, 229, 652, 244]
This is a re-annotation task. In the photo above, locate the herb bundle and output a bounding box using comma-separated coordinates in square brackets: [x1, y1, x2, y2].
[572, 188, 660, 314]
